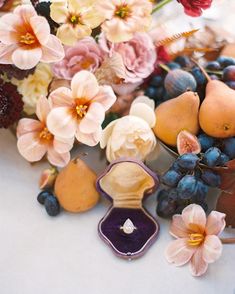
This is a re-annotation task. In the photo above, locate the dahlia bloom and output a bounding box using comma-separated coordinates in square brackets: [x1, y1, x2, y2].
[53, 37, 103, 80]
[177, 0, 213, 17]
[50, 0, 103, 46]
[165, 204, 226, 276]
[0, 4, 64, 70]
[96, 0, 153, 43]
[47, 71, 116, 146]
[17, 96, 73, 167]
[100, 96, 159, 162]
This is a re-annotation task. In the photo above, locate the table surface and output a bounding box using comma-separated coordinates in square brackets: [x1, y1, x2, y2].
[0, 129, 235, 294]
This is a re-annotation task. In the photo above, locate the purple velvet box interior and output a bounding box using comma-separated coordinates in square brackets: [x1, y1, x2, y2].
[97, 159, 160, 259]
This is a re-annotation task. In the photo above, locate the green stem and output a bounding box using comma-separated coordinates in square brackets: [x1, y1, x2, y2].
[152, 0, 173, 14]
[159, 63, 171, 72]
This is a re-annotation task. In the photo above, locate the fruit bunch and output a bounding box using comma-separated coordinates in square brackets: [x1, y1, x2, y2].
[157, 153, 221, 218]
[37, 190, 60, 217]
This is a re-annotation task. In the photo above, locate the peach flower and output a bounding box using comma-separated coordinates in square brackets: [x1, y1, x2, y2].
[99, 32, 156, 95]
[53, 37, 103, 80]
[47, 70, 116, 146]
[0, 4, 64, 70]
[50, 0, 103, 46]
[17, 96, 74, 167]
[165, 204, 226, 277]
[95, 0, 153, 43]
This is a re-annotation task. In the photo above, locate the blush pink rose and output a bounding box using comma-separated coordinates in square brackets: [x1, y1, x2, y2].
[99, 32, 157, 95]
[53, 37, 104, 80]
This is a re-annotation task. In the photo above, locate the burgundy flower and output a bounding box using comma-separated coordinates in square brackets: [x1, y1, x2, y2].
[177, 0, 213, 17]
[0, 80, 23, 128]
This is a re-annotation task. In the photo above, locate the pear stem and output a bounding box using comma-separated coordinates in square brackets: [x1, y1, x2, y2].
[191, 58, 211, 82]
[220, 238, 235, 244]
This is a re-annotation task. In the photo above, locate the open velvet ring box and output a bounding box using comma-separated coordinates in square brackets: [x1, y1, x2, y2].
[96, 159, 160, 259]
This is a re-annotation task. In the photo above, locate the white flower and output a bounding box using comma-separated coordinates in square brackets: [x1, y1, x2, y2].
[100, 96, 160, 162]
[12, 63, 53, 115]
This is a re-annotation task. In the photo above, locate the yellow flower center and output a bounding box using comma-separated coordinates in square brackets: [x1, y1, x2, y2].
[39, 127, 53, 141]
[69, 14, 83, 25]
[20, 32, 36, 45]
[188, 233, 205, 247]
[80, 58, 94, 70]
[115, 4, 131, 19]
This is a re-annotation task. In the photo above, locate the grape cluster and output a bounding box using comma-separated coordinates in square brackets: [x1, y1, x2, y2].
[37, 190, 60, 216]
[198, 133, 235, 167]
[156, 153, 221, 218]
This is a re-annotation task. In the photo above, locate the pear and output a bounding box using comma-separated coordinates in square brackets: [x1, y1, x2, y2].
[54, 158, 99, 213]
[199, 80, 235, 138]
[153, 91, 200, 146]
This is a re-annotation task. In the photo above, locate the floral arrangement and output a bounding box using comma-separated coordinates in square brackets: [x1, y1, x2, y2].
[1, 0, 235, 277]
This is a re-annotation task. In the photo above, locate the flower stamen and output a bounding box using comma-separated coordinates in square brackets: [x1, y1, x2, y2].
[188, 233, 204, 247]
[39, 127, 53, 141]
[115, 4, 131, 19]
[20, 32, 36, 45]
[76, 104, 88, 118]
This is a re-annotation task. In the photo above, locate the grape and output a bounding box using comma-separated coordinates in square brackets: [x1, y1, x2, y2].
[150, 75, 163, 87]
[156, 197, 177, 218]
[145, 86, 157, 99]
[177, 153, 200, 170]
[222, 137, 235, 159]
[177, 175, 197, 199]
[217, 56, 235, 68]
[195, 180, 209, 202]
[157, 189, 169, 202]
[167, 62, 181, 70]
[161, 169, 183, 187]
[206, 61, 221, 71]
[226, 81, 235, 90]
[202, 147, 221, 167]
[218, 152, 230, 166]
[198, 134, 215, 152]
[192, 67, 206, 85]
[174, 55, 191, 67]
[201, 170, 221, 187]
[223, 65, 235, 82]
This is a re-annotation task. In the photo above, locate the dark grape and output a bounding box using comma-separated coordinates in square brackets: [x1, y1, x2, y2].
[167, 62, 181, 70]
[226, 81, 235, 90]
[37, 190, 53, 205]
[161, 169, 183, 187]
[174, 56, 191, 67]
[198, 134, 215, 152]
[217, 56, 235, 68]
[177, 153, 200, 170]
[145, 86, 157, 99]
[222, 137, 235, 159]
[156, 197, 177, 218]
[191, 67, 206, 85]
[206, 61, 221, 71]
[44, 195, 60, 216]
[194, 180, 209, 202]
[218, 152, 230, 166]
[150, 75, 163, 87]
[177, 175, 197, 199]
[202, 147, 221, 167]
[223, 65, 235, 82]
[201, 170, 221, 187]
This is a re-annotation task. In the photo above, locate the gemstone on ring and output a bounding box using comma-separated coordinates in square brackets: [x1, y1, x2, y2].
[120, 218, 137, 234]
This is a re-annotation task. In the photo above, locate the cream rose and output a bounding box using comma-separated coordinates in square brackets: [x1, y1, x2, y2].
[12, 63, 53, 115]
[100, 96, 159, 162]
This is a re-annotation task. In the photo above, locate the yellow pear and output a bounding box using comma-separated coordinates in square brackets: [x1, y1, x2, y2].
[55, 158, 99, 213]
[153, 91, 200, 146]
[199, 80, 235, 138]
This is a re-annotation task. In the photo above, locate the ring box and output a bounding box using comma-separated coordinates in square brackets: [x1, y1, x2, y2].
[96, 159, 160, 259]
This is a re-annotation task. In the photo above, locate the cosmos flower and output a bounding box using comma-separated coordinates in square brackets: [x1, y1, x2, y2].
[177, 0, 213, 17]
[0, 4, 64, 70]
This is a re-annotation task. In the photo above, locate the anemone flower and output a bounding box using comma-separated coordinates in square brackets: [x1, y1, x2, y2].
[0, 4, 64, 70]
[165, 204, 226, 276]
[17, 96, 74, 167]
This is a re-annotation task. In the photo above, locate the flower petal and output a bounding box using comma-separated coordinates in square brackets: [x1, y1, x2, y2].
[190, 247, 208, 277]
[12, 47, 42, 70]
[170, 214, 189, 238]
[71, 70, 99, 99]
[129, 102, 156, 128]
[205, 211, 226, 236]
[16, 118, 43, 138]
[17, 132, 47, 162]
[53, 136, 74, 153]
[50, 0, 68, 23]
[75, 127, 101, 146]
[30, 16, 50, 45]
[49, 87, 73, 108]
[36, 96, 51, 123]
[0, 13, 20, 44]
[79, 102, 105, 134]
[56, 23, 80, 46]
[100, 119, 119, 148]
[47, 107, 77, 138]
[202, 235, 223, 264]
[182, 204, 206, 232]
[47, 148, 70, 167]
[165, 238, 195, 266]
[93, 85, 116, 111]
[14, 4, 37, 20]
[132, 95, 155, 111]
[0, 43, 17, 64]
[41, 35, 65, 63]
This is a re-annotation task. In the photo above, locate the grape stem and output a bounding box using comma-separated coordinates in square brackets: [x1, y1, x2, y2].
[191, 58, 211, 82]
[159, 63, 171, 72]
[220, 238, 235, 244]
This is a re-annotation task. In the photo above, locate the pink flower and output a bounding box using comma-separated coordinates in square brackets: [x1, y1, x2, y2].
[0, 4, 64, 70]
[17, 96, 73, 167]
[99, 32, 156, 95]
[165, 204, 226, 277]
[177, 0, 213, 17]
[53, 37, 103, 80]
[96, 0, 153, 43]
[47, 70, 116, 146]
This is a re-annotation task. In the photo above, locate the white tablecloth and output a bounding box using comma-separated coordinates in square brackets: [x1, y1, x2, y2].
[0, 129, 234, 294]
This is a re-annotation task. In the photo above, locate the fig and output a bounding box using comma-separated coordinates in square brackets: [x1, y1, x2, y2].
[164, 69, 197, 98]
[177, 130, 201, 155]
